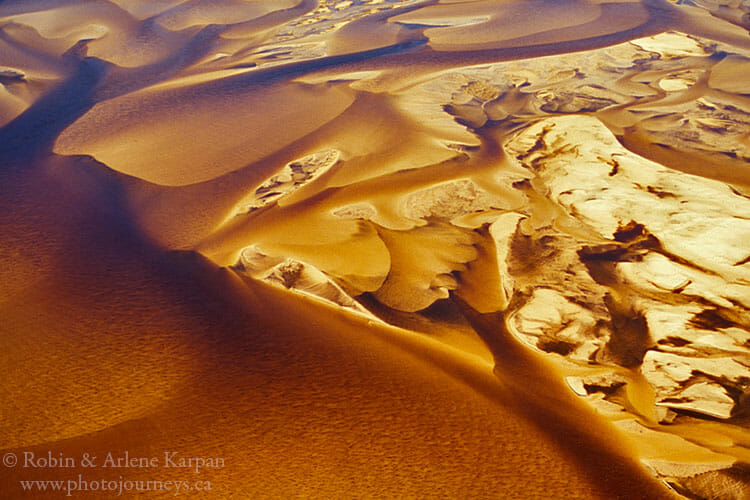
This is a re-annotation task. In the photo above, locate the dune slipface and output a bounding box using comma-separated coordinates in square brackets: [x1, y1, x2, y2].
[1, 0, 749, 498]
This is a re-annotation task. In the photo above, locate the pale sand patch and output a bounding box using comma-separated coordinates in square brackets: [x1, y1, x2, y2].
[631, 31, 709, 56]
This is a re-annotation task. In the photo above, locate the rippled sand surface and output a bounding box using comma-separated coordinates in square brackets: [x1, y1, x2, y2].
[2, 0, 750, 498]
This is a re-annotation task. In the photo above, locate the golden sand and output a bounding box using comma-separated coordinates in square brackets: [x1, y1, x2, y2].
[2, 0, 750, 498]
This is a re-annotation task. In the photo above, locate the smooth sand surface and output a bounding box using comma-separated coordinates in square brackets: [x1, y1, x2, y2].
[2, 0, 749, 498]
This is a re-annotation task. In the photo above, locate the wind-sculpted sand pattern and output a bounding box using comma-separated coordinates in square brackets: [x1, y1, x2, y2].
[1, 0, 750, 498]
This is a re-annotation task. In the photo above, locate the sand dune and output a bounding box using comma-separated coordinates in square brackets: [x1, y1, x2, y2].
[2, 0, 749, 498]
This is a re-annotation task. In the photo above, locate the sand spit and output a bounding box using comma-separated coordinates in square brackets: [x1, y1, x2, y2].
[1, 0, 749, 498]
[232, 149, 341, 215]
[237, 244, 382, 320]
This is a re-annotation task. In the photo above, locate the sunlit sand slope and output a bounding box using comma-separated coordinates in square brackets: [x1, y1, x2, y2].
[0, 156, 675, 498]
[2, 0, 749, 498]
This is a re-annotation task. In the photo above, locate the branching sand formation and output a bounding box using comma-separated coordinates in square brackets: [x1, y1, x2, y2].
[1, 0, 749, 498]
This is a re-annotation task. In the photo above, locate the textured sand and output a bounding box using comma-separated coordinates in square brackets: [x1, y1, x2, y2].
[2, 0, 750, 498]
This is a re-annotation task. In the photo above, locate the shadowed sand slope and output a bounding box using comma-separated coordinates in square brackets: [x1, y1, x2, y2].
[2, 0, 750, 498]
